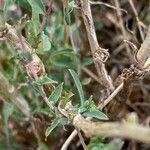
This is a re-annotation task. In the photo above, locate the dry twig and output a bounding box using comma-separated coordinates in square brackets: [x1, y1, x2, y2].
[98, 82, 124, 110]
[77, 0, 113, 90]
[128, 0, 144, 41]
[114, 0, 131, 59]
[61, 130, 78, 150]
[75, 127, 88, 150]
[137, 26, 150, 68]
[89, 0, 127, 14]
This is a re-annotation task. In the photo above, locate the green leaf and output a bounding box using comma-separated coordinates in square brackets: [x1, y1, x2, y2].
[26, 21, 41, 47]
[45, 117, 69, 140]
[107, 139, 124, 150]
[55, 24, 65, 43]
[88, 137, 123, 150]
[88, 137, 106, 150]
[50, 48, 76, 57]
[15, 0, 31, 12]
[31, 82, 46, 97]
[35, 75, 57, 85]
[83, 110, 109, 120]
[27, 0, 44, 16]
[38, 32, 51, 52]
[3, 0, 13, 23]
[2, 103, 14, 139]
[58, 117, 69, 126]
[68, 1, 76, 8]
[69, 69, 85, 106]
[78, 98, 96, 113]
[48, 83, 63, 104]
[27, 0, 44, 34]
[64, 1, 76, 25]
[49, 48, 79, 68]
[81, 57, 94, 66]
[2, 103, 14, 126]
[61, 91, 74, 108]
[45, 118, 60, 140]
[51, 55, 78, 69]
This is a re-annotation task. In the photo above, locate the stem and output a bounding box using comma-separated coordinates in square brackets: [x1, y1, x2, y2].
[77, 0, 114, 90]
[73, 114, 150, 143]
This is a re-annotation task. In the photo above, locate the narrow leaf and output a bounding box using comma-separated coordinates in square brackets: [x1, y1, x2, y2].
[83, 110, 109, 120]
[35, 75, 57, 85]
[50, 48, 79, 68]
[81, 57, 94, 66]
[3, 0, 13, 22]
[78, 99, 96, 113]
[58, 117, 69, 126]
[64, 1, 76, 25]
[45, 118, 60, 140]
[27, 0, 44, 34]
[61, 91, 74, 108]
[69, 69, 84, 106]
[2, 103, 14, 139]
[31, 82, 45, 97]
[48, 83, 63, 104]
[3, 103, 14, 126]
[45, 117, 69, 141]
[39, 32, 51, 51]
[50, 48, 75, 57]
[27, 0, 44, 14]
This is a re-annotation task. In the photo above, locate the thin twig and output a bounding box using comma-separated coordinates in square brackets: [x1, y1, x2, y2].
[81, 66, 102, 85]
[114, 0, 131, 59]
[89, 0, 127, 14]
[137, 26, 150, 66]
[61, 130, 78, 150]
[98, 82, 124, 110]
[128, 0, 144, 41]
[75, 127, 88, 150]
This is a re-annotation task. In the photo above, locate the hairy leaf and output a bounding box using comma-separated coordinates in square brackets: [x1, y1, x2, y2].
[45, 117, 69, 140]
[69, 69, 85, 106]
[83, 110, 109, 120]
[35, 75, 57, 85]
[27, 0, 44, 34]
[45, 118, 60, 140]
[48, 83, 63, 104]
